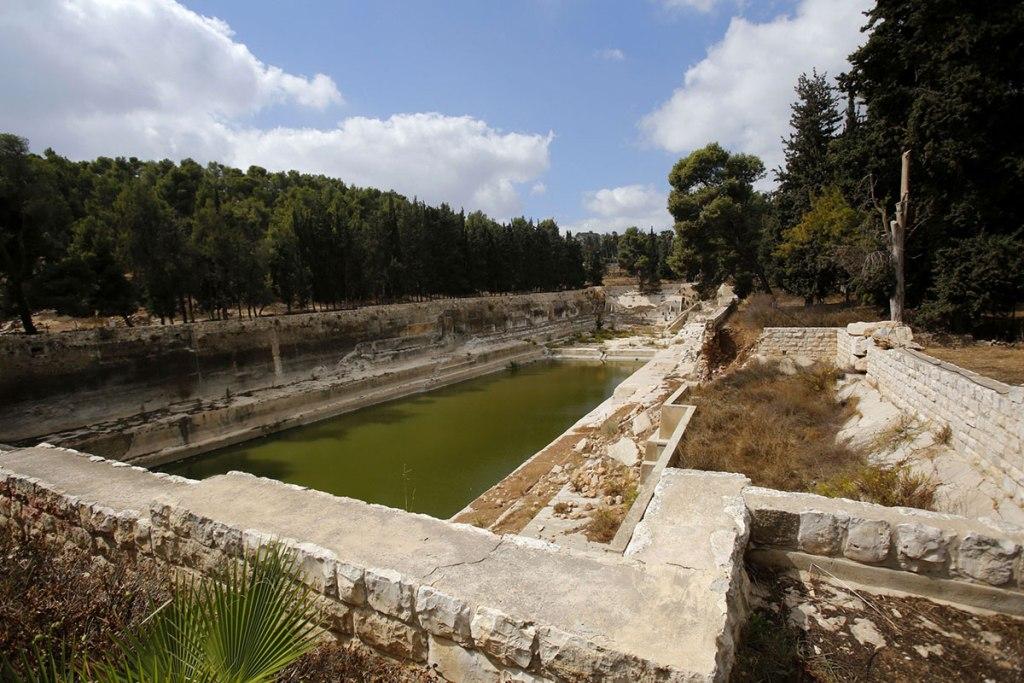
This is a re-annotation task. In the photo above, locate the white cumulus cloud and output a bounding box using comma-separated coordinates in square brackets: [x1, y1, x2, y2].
[641, 0, 871, 180]
[567, 184, 673, 233]
[0, 0, 552, 217]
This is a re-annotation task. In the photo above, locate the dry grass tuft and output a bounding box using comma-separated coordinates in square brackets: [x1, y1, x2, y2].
[870, 414, 921, 453]
[585, 506, 621, 543]
[815, 462, 937, 510]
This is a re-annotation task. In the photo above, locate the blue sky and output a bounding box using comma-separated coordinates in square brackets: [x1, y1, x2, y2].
[1, 0, 870, 232]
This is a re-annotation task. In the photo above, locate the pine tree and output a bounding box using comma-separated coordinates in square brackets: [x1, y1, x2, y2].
[774, 70, 842, 230]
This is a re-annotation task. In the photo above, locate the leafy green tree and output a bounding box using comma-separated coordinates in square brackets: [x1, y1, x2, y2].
[667, 143, 771, 297]
[775, 187, 865, 304]
[0, 134, 70, 333]
[774, 71, 842, 230]
[616, 227, 645, 277]
[841, 0, 1024, 312]
[114, 178, 186, 322]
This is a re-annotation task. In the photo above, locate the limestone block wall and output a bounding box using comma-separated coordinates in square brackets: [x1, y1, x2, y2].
[866, 346, 1024, 495]
[0, 446, 739, 682]
[745, 487, 1024, 614]
[0, 290, 601, 441]
[754, 327, 838, 362]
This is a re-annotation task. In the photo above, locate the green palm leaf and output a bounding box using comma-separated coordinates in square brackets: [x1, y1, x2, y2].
[96, 544, 322, 683]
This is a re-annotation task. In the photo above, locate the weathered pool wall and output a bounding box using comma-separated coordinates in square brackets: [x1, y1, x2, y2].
[1, 290, 602, 442]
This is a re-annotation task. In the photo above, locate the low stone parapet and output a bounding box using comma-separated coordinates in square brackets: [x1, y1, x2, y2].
[866, 346, 1024, 497]
[744, 486, 1024, 614]
[0, 445, 742, 682]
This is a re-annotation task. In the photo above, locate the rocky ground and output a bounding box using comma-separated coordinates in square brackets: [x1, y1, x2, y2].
[736, 565, 1024, 682]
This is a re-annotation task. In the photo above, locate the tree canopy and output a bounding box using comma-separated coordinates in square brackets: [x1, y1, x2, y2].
[0, 139, 591, 332]
[667, 143, 771, 297]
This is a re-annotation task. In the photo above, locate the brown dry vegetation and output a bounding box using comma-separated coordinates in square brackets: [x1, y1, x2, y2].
[923, 344, 1024, 385]
[678, 362, 936, 509]
[738, 293, 885, 330]
[278, 642, 437, 682]
[0, 529, 433, 681]
[710, 294, 886, 376]
[0, 528, 169, 671]
[678, 363, 861, 493]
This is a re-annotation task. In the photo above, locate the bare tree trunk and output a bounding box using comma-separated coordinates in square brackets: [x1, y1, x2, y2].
[889, 150, 911, 323]
[13, 280, 37, 334]
[889, 218, 905, 322]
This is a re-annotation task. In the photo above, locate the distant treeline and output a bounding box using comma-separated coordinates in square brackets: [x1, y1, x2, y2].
[0, 138, 613, 332]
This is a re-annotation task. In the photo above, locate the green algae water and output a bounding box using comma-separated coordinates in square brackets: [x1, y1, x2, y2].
[162, 361, 639, 519]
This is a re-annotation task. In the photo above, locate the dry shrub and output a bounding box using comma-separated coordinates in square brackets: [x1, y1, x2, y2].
[678, 362, 861, 493]
[870, 413, 922, 453]
[585, 506, 621, 543]
[815, 463, 938, 510]
[0, 528, 169, 670]
[553, 501, 571, 515]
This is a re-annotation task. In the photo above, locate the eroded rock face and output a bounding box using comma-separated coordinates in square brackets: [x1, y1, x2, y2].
[843, 519, 892, 563]
[798, 511, 846, 555]
[957, 534, 1020, 586]
[416, 585, 473, 644]
[470, 607, 536, 669]
[365, 567, 417, 622]
[894, 523, 948, 572]
[354, 609, 428, 662]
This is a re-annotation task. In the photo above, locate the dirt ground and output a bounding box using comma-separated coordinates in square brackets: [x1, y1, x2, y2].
[735, 565, 1024, 682]
[923, 345, 1024, 386]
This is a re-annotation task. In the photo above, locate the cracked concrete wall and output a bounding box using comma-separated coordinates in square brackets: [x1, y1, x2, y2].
[0, 290, 602, 442]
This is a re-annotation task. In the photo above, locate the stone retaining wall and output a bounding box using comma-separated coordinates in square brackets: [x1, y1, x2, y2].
[866, 346, 1024, 496]
[0, 290, 602, 441]
[753, 327, 838, 361]
[0, 446, 740, 682]
[744, 486, 1024, 613]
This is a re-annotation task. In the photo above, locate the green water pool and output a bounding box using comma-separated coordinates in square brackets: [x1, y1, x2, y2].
[160, 360, 639, 518]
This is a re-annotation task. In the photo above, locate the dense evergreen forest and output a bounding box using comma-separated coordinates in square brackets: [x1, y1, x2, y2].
[667, 1, 1024, 336]
[0, 139, 611, 333]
